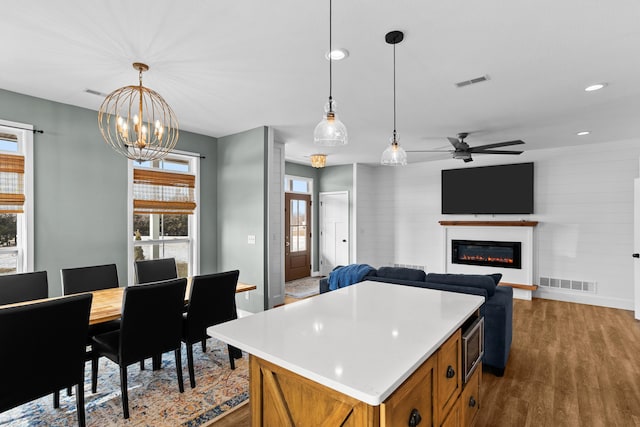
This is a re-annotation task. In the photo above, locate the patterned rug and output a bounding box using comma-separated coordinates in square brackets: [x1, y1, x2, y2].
[0, 339, 249, 426]
[285, 276, 322, 298]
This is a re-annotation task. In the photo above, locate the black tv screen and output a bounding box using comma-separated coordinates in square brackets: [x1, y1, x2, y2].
[441, 162, 534, 214]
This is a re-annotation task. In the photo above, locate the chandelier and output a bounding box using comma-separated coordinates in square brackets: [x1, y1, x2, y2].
[98, 62, 179, 162]
[310, 154, 327, 168]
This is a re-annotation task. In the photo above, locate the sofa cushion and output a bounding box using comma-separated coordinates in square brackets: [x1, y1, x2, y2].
[376, 267, 426, 282]
[425, 273, 500, 297]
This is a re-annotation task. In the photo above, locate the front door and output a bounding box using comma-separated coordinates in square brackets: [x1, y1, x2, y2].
[285, 193, 311, 281]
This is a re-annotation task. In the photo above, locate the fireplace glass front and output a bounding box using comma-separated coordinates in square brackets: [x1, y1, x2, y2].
[452, 239, 522, 269]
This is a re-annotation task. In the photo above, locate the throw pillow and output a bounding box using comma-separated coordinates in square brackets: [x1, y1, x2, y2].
[376, 267, 426, 282]
[425, 273, 499, 297]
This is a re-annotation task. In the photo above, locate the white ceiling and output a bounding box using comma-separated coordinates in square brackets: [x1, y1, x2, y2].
[1, 0, 639, 166]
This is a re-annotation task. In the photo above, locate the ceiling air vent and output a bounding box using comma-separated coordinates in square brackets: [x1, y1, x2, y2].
[455, 75, 490, 88]
[84, 89, 107, 97]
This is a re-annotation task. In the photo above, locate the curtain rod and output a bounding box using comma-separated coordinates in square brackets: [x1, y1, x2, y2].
[1, 123, 43, 134]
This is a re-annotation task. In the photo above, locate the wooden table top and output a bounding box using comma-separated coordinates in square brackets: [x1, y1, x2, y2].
[0, 280, 256, 325]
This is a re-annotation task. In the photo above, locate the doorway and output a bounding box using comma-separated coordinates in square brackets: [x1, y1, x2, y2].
[285, 193, 311, 281]
[319, 191, 349, 276]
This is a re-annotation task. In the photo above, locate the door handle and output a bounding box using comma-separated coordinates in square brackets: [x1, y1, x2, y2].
[633, 253, 639, 258]
[342, 239, 347, 243]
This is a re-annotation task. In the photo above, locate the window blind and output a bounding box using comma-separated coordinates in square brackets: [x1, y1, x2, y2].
[133, 168, 196, 215]
[0, 153, 25, 214]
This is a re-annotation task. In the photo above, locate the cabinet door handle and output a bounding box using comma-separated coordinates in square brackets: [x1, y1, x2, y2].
[446, 365, 455, 378]
[469, 396, 477, 407]
[408, 408, 422, 426]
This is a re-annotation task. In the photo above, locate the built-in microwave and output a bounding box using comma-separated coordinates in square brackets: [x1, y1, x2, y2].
[462, 316, 484, 384]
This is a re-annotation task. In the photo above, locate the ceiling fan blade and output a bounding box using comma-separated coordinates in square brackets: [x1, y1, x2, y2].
[468, 140, 525, 151]
[472, 149, 523, 155]
[406, 149, 453, 153]
[447, 136, 465, 150]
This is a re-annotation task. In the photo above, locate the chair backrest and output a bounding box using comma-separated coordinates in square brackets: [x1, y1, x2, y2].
[61, 263, 119, 295]
[0, 293, 92, 411]
[184, 270, 240, 344]
[0, 271, 48, 305]
[134, 258, 178, 284]
[119, 278, 187, 365]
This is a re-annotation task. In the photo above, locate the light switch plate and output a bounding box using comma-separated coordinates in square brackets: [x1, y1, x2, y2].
[248, 235, 256, 245]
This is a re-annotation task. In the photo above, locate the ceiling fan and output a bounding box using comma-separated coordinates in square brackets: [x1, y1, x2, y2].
[407, 132, 525, 162]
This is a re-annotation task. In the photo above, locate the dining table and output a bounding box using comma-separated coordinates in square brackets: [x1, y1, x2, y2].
[0, 279, 257, 325]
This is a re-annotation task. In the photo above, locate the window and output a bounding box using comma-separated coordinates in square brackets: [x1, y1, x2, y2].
[128, 152, 199, 283]
[284, 176, 310, 194]
[0, 120, 33, 275]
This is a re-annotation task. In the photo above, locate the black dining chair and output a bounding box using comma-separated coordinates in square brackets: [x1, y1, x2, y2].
[182, 270, 241, 388]
[61, 263, 122, 395]
[0, 293, 92, 427]
[0, 270, 48, 305]
[91, 278, 187, 419]
[134, 258, 178, 284]
[61, 263, 121, 336]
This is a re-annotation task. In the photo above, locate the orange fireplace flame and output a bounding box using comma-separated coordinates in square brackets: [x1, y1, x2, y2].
[460, 255, 514, 264]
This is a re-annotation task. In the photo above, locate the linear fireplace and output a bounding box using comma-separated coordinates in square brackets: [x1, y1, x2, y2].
[452, 239, 522, 269]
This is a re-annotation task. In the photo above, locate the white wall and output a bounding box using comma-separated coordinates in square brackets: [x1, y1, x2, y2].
[355, 138, 640, 309]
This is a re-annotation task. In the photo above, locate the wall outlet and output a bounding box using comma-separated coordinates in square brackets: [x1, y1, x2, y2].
[248, 235, 256, 245]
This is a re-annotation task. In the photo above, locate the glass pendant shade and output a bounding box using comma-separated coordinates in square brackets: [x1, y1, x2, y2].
[381, 133, 407, 166]
[314, 100, 348, 146]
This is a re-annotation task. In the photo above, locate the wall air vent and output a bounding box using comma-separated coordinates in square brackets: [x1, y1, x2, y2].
[455, 75, 490, 88]
[84, 89, 107, 97]
[538, 276, 596, 293]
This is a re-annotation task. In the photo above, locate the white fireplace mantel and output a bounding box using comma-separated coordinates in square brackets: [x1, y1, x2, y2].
[439, 221, 538, 300]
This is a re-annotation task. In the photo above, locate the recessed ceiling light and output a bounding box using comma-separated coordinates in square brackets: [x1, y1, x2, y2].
[577, 131, 590, 136]
[325, 48, 349, 61]
[584, 83, 606, 92]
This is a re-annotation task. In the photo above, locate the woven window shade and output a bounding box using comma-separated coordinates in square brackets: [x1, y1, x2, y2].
[133, 168, 196, 215]
[0, 153, 25, 214]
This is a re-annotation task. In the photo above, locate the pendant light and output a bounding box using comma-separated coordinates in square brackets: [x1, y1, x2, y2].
[313, 0, 348, 146]
[381, 31, 407, 166]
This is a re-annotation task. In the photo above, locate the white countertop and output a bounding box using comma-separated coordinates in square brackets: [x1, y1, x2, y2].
[208, 280, 484, 405]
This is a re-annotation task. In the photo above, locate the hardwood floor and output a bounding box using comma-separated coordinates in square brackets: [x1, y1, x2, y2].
[210, 298, 640, 426]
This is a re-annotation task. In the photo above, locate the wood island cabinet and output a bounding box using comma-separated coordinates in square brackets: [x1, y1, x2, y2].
[209, 282, 484, 427]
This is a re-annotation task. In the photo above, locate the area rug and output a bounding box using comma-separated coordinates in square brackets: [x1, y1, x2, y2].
[0, 339, 249, 426]
[285, 276, 322, 298]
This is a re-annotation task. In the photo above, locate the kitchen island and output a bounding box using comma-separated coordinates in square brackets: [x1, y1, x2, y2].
[208, 280, 484, 426]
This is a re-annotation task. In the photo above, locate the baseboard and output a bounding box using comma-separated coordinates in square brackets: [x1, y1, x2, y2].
[311, 271, 322, 277]
[534, 288, 634, 311]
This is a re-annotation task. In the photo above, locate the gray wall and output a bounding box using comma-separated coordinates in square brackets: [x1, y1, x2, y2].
[217, 126, 267, 312]
[284, 162, 320, 271]
[0, 88, 217, 296]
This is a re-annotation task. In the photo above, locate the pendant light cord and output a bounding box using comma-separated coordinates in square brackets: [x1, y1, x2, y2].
[393, 42, 397, 141]
[328, 0, 333, 111]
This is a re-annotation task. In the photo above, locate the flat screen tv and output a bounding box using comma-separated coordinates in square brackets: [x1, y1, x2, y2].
[441, 162, 534, 214]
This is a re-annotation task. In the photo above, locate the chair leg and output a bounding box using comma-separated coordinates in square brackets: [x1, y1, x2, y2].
[67, 386, 72, 396]
[227, 345, 237, 370]
[140, 359, 145, 370]
[53, 390, 60, 409]
[152, 354, 161, 370]
[120, 365, 129, 419]
[91, 355, 99, 394]
[175, 348, 184, 393]
[201, 338, 206, 353]
[187, 343, 196, 389]
[76, 382, 86, 427]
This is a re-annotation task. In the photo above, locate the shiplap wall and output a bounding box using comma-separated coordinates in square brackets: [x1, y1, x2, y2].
[355, 138, 640, 309]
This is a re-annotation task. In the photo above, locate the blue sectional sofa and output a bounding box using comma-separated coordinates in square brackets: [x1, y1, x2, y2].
[319, 266, 513, 376]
